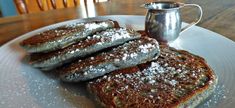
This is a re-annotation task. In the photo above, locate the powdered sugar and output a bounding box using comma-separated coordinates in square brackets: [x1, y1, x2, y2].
[169, 80, 177, 86]
[92, 28, 134, 43]
[85, 21, 110, 31]
[139, 43, 156, 53]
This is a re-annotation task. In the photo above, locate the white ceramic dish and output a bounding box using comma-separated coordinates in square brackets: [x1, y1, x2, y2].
[0, 15, 235, 108]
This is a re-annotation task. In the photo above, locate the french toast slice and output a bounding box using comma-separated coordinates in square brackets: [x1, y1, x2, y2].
[87, 45, 217, 108]
[20, 20, 115, 53]
[30, 28, 141, 70]
[59, 37, 160, 82]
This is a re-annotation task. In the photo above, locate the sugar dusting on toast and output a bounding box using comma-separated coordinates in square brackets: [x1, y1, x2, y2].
[88, 46, 217, 108]
[30, 28, 139, 61]
[29, 28, 141, 70]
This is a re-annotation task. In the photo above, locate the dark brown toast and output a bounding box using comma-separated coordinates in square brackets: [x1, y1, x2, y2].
[20, 20, 115, 53]
[29, 28, 141, 70]
[87, 45, 217, 108]
[59, 37, 160, 82]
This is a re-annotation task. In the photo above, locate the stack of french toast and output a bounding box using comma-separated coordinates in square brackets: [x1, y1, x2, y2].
[20, 20, 217, 108]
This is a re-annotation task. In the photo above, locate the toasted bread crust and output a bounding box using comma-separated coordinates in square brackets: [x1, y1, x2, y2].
[59, 37, 160, 82]
[88, 45, 217, 108]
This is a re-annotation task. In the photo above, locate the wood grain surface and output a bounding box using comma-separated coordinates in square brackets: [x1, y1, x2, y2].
[0, 0, 235, 45]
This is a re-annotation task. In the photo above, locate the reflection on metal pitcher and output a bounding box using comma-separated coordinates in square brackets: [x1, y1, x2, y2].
[143, 2, 203, 43]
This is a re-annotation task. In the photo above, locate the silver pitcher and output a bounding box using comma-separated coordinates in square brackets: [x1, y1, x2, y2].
[144, 2, 202, 43]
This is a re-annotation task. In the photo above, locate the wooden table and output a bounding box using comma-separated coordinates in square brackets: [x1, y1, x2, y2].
[1, 0, 235, 46]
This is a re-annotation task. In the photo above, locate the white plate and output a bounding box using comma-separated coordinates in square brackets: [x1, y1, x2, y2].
[0, 15, 235, 108]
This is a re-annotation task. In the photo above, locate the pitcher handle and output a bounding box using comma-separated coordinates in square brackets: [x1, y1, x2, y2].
[180, 4, 203, 33]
